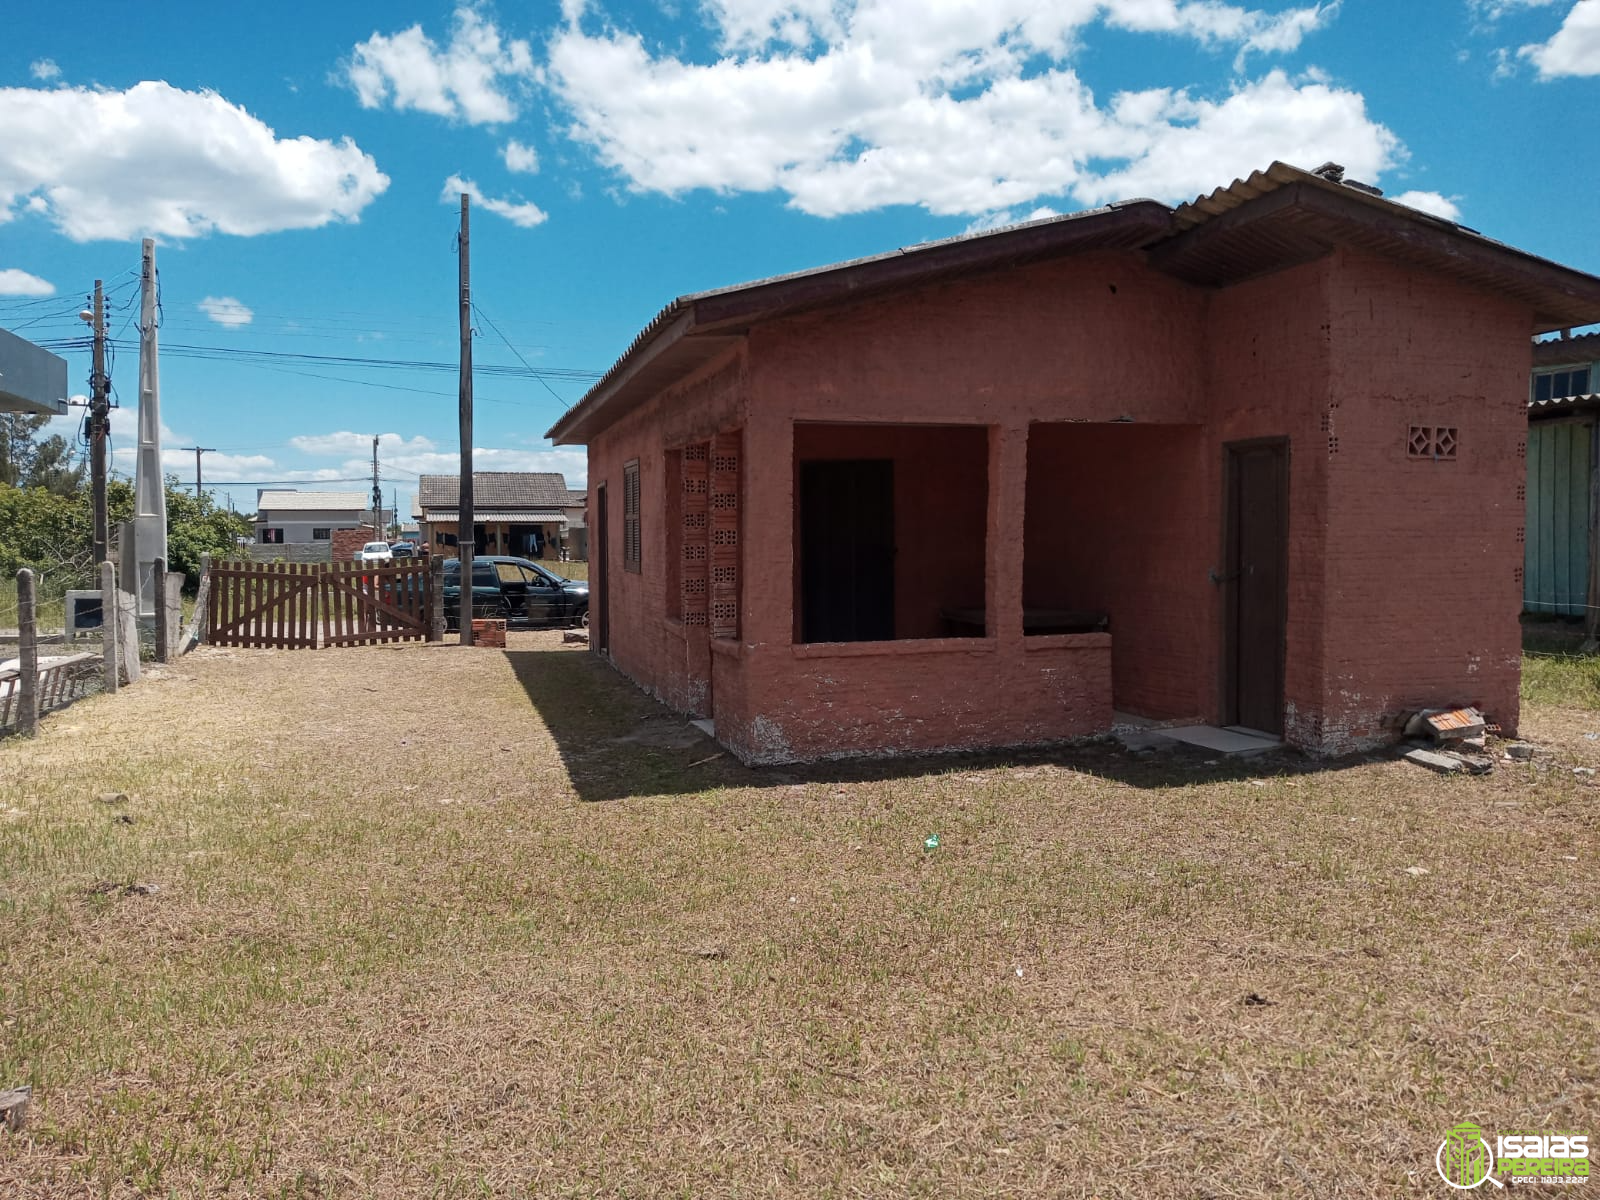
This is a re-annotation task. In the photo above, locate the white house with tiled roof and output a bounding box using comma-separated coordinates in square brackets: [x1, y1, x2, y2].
[254, 490, 388, 545]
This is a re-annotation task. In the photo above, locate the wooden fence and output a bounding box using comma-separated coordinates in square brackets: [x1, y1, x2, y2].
[207, 559, 435, 649]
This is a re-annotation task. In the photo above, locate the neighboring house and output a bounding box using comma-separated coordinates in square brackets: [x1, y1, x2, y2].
[415, 473, 587, 560]
[548, 160, 1600, 766]
[255, 490, 384, 545]
[1524, 331, 1600, 625]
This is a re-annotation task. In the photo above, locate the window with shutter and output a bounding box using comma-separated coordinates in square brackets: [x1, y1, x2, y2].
[623, 459, 641, 573]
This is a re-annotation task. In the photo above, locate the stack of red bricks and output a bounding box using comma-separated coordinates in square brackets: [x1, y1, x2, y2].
[471, 618, 507, 648]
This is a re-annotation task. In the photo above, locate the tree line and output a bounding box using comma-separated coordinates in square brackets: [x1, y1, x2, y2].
[0, 412, 251, 591]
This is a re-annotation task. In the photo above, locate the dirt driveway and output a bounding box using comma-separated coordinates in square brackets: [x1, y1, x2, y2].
[0, 633, 1596, 1198]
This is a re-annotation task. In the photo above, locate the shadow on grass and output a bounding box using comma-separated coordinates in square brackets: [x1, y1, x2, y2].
[505, 647, 1382, 803]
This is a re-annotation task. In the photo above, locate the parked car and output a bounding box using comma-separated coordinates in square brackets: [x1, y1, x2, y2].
[442, 556, 589, 630]
[390, 540, 417, 559]
[354, 540, 393, 565]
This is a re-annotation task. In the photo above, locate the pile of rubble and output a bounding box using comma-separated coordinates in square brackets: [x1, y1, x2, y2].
[1401, 707, 1535, 775]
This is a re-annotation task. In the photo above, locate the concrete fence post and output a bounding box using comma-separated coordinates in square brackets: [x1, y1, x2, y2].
[428, 555, 446, 642]
[153, 556, 169, 664]
[16, 569, 39, 736]
[182, 554, 211, 653]
[162, 570, 183, 661]
[100, 560, 119, 694]
[117, 590, 140, 685]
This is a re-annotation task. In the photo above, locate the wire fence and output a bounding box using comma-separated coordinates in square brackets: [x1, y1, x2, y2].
[0, 573, 77, 632]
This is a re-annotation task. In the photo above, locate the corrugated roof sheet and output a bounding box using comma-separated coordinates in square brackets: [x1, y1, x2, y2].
[1528, 392, 1600, 419]
[1533, 332, 1600, 366]
[421, 509, 569, 523]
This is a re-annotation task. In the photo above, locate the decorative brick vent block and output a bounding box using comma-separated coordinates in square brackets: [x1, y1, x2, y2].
[1408, 426, 1458, 461]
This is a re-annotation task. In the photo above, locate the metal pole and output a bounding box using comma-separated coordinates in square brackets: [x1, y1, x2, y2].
[16, 569, 38, 736]
[457, 193, 475, 646]
[90, 281, 109, 566]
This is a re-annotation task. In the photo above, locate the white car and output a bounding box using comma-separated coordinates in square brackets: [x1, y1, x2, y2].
[353, 540, 394, 565]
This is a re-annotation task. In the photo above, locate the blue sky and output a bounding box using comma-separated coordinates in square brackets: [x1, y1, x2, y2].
[2, 0, 1597, 516]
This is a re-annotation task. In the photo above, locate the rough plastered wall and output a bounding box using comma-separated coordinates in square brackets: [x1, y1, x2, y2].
[1312, 249, 1531, 748]
[586, 349, 745, 717]
[712, 251, 1199, 762]
[791, 423, 988, 640]
[1023, 423, 1208, 719]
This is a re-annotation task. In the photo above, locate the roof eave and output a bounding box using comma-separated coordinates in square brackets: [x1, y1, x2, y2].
[1160, 165, 1600, 332]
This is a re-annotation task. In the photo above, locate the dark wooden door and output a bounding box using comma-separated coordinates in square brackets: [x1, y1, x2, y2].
[799, 459, 894, 643]
[1224, 441, 1288, 734]
[595, 484, 610, 654]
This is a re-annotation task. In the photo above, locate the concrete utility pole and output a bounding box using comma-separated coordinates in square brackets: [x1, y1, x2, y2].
[132, 238, 168, 616]
[370, 434, 382, 535]
[85, 281, 110, 566]
[457, 192, 475, 647]
[180, 446, 215, 495]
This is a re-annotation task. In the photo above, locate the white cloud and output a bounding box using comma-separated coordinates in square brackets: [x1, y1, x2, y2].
[111, 442, 276, 481]
[546, 2, 1392, 218]
[1392, 190, 1462, 221]
[376, 444, 588, 487]
[1469, 0, 1560, 19]
[345, 5, 534, 124]
[1521, 0, 1600, 76]
[291, 431, 438, 457]
[29, 59, 60, 82]
[0, 268, 54, 296]
[442, 174, 547, 227]
[198, 295, 254, 328]
[0, 82, 388, 242]
[502, 139, 540, 173]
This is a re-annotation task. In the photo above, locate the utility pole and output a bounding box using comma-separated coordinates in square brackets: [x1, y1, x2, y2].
[180, 446, 215, 495]
[133, 238, 168, 616]
[391, 487, 398, 540]
[85, 280, 110, 565]
[370, 434, 382, 536]
[457, 192, 475, 646]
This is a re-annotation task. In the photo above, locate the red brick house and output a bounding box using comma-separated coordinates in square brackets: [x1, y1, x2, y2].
[548, 162, 1600, 764]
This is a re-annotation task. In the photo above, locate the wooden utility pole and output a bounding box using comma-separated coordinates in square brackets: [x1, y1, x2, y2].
[181, 446, 215, 495]
[370, 434, 382, 535]
[457, 193, 475, 646]
[87, 281, 110, 566]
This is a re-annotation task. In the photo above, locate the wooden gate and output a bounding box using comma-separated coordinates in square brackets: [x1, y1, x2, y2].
[321, 562, 431, 647]
[208, 561, 321, 648]
[207, 560, 432, 649]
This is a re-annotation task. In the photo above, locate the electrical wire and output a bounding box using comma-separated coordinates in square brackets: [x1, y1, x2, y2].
[471, 301, 575, 410]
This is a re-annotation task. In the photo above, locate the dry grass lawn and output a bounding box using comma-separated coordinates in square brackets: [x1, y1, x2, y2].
[1, 634, 1596, 1197]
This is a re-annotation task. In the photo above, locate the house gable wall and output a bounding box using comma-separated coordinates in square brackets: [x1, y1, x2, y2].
[744, 251, 1207, 426]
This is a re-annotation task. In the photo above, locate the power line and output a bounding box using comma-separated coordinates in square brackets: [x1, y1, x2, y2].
[32, 336, 601, 382]
[472, 301, 574, 410]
